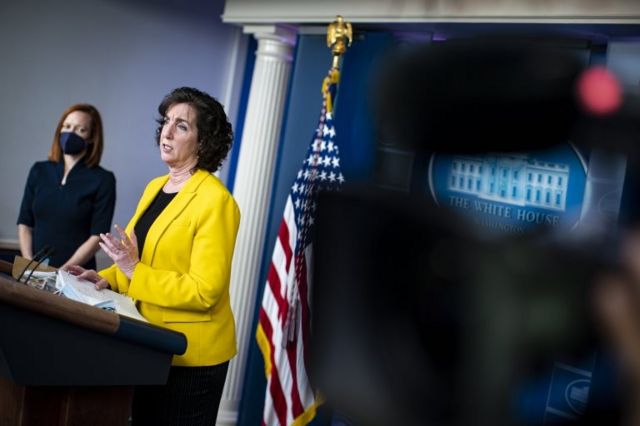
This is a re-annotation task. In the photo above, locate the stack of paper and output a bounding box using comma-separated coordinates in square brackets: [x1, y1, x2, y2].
[57, 270, 147, 323]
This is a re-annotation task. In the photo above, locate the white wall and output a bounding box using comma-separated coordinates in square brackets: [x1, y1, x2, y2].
[0, 0, 246, 249]
[223, 0, 640, 23]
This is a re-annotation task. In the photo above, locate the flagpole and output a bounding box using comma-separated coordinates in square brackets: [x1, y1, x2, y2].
[323, 16, 352, 115]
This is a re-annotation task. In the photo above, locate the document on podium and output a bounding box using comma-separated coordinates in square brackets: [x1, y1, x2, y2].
[57, 270, 148, 323]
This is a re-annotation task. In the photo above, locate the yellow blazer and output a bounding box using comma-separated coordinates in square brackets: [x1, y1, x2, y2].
[99, 169, 240, 367]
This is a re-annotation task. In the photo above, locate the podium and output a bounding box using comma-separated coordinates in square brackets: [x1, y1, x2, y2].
[0, 260, 187, 425]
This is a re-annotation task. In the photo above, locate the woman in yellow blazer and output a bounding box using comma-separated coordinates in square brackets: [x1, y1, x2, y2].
[69, 87, 240, 425]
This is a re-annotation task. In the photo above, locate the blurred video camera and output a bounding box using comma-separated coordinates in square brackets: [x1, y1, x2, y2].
[311, 37, 640, 426]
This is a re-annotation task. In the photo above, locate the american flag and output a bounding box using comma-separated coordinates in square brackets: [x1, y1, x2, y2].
[256, 69, 344, 426]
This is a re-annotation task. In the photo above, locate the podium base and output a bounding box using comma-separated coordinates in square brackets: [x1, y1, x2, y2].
[0, 376, 132, 426]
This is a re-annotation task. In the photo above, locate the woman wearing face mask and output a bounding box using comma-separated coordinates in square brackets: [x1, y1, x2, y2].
[17, 104, 116, 270]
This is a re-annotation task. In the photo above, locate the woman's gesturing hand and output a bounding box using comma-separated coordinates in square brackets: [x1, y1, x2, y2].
[99, 224, 140, 279]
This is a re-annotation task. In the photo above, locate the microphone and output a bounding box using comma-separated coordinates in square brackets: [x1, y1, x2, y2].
[22, 246, 55, 285]
[16, 245, 51, 282]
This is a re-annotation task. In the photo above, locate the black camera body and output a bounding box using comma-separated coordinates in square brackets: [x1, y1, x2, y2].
[312, 186, 622, 426]
[310, 37, 638, 425]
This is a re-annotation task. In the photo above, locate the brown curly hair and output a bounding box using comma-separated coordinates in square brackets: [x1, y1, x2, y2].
[156, 87, 233, 173]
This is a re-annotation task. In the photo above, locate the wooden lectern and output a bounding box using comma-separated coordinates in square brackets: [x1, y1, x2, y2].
[0, 260, 187, 426]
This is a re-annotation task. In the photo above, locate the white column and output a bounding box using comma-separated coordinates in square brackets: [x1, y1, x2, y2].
[217, 24, 297, 426]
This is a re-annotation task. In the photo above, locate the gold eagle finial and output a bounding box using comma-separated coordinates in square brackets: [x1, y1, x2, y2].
[327, 15, 352, 70]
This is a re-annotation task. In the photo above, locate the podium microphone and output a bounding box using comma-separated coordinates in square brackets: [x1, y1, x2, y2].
[16, 245, 52, 283]
[22, 246, 55, 285]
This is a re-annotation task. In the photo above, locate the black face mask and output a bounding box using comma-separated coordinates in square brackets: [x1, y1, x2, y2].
[59, 132, 87, 155]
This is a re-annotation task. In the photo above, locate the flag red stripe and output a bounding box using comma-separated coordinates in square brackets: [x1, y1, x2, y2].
[286, 259, 305, 416]
[258, 308, 274, 350]
[261, 213, 299, 424]
[260, 308, 288, 426]
[287, 344, 304, 418]
[297, 253, 312, 371]
[269, 363, 288, 426]
[266, 263, 288, 321]
[278, 216, 294, 271]
[264, 215, 295, 322]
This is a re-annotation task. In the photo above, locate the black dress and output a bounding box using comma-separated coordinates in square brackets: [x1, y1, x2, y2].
[17, 159, 116, 269]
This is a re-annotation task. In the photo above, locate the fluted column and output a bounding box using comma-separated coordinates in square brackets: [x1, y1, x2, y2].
[217, 24, 296, 425]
